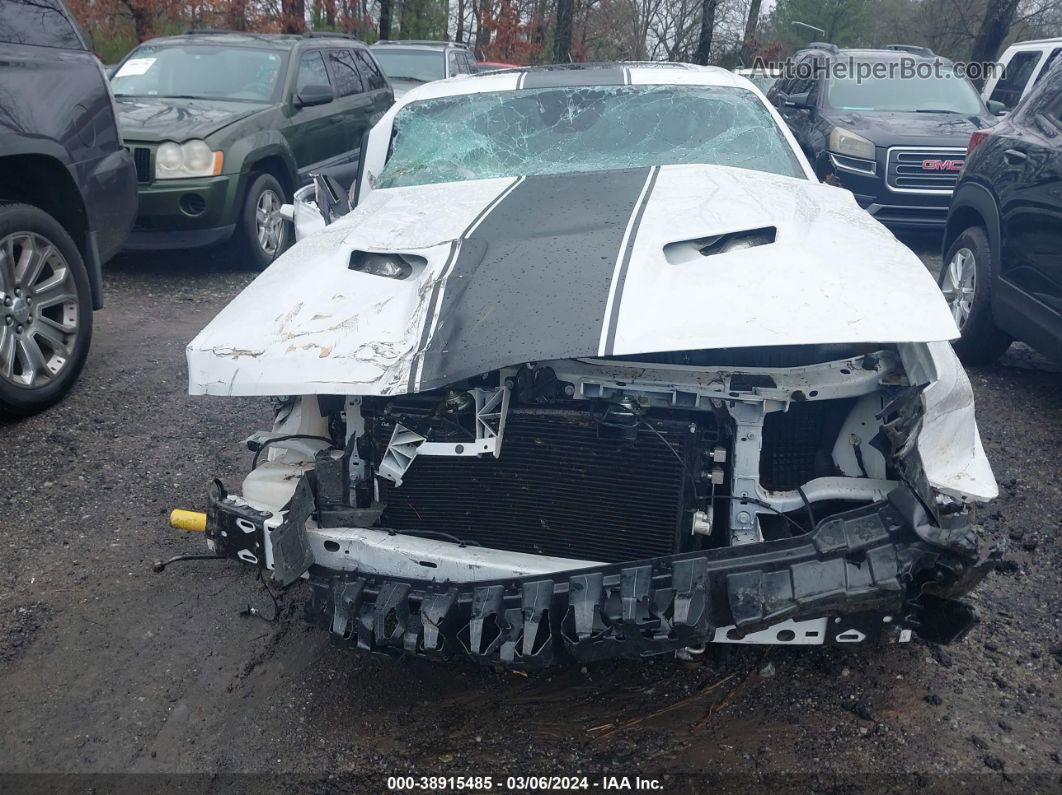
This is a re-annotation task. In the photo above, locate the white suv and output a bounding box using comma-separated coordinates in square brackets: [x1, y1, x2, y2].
[982, 37, 1062, 111]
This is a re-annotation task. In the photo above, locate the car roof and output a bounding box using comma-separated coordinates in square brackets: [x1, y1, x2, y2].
[392, 61, 746, 106]
[1002, 37, 1062, 49]
[373, 40, 471, 51]
[797, 44, 949, 63]
[140, 31, 367, 50]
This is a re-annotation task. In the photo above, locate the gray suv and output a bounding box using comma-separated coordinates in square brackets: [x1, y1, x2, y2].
[370, 40, 476, 97]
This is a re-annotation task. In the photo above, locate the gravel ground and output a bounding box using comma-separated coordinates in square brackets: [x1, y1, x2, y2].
[0, 233, 1058, 791]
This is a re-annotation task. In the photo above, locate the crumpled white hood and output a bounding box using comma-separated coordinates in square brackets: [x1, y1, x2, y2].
[187, 163, 959, 396]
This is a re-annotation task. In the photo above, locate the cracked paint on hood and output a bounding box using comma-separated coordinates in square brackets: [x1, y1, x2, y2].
[187, 163, 959, 397]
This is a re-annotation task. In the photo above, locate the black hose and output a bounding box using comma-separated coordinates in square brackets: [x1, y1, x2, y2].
[250, 434, 334, 470]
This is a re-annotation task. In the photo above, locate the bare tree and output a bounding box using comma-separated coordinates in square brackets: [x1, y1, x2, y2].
[738, 0, 760, 62]
[970, 0, 1022, 62]
[380, 0, 391, 37]
[693, 0, 717, 64]
[556, 0, 574, 60]
[282, 0, 306, 31]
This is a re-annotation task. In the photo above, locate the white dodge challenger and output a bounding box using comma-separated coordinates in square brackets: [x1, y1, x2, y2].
[183, 63, 999, 667]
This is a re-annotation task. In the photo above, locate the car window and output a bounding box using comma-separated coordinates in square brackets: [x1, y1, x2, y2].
[1041, 72, 1062, 127]
[353, 49, 387, 91]
[990, 50, 1042, 109]
[296, 51, 331, 93]
[447, 51, 465, 76]
[0, 0, 83, 49]
[378, 85, 806, 189]
[785, 54, 817, 97]
[112, 44, 285, 102]
[1033, 48, 1061, 87]
[328, 48, 365, 96]
[371, 48, 446, 83]
[460, 52, 476, 73]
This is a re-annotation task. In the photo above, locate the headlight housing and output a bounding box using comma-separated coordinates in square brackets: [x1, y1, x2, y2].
[155, 140, 224, 179]
[828, 128, 876, 161]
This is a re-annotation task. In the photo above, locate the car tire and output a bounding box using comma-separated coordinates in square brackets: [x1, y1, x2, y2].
[237, 173, 290, 271]
[0, 202, 93, 417]
[939, 225, 1012, 365]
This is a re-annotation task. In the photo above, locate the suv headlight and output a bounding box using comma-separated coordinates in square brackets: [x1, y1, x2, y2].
[155, 140, 224, 179]
[828, 128, 876, 161]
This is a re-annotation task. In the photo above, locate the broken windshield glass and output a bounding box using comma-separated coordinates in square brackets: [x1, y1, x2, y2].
[377, 85, 805, 188]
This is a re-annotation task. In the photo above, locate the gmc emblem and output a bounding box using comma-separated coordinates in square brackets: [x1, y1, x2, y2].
[922, 159, 963, 171]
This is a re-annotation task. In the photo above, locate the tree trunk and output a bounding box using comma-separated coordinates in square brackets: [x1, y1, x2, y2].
[693, 0, 717, 65]
[474, 0, 490, 56]
[531, 0, 548, 53]
[228, 0, 248, 31]
[456, 0, 466, 42]
[740, 0, 761, 63]
[555, 0, 573, 63]
[969, 0, 1021, 65]
[380, 0, 392, 38]
[117, 0, 151, 41]
[282, 0, 306, 32]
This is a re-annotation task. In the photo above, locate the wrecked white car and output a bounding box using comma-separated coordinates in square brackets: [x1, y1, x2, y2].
[184, 63, 999, 668]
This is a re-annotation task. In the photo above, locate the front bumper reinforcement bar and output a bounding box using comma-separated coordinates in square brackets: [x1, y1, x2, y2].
[206, 481, 996, 669]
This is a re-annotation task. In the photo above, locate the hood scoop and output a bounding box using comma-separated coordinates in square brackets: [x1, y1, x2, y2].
[348, 250, 428, 280]
[664, 227, 776, 265]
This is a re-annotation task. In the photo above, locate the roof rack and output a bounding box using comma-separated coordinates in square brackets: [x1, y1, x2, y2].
[804, 41, 840, 54]
[884, 44, 935, 57]
[184, 28, 263, 37]
[375, 39, 471, 49]
[303, 31, 362, 41]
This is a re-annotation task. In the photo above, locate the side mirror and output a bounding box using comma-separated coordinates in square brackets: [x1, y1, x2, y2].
[987, 99, 1008, 116]
[296, 84, 334, 108]
[784, 91, 812, 109]
[287, 185, 326, 242]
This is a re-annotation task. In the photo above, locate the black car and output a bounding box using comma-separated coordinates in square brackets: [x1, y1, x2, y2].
[941, 60, 1062, 365]
[0, 0, 138, 416]
[111, 31, 392, 269]
[768, 44, 1000, 229]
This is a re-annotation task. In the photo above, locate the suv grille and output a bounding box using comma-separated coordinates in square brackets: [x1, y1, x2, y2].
[131, 147, 152, 183]
[886, 147, 965, 193]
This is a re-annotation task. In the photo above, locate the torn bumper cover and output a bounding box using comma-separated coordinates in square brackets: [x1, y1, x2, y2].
[207, 479, 998, 668]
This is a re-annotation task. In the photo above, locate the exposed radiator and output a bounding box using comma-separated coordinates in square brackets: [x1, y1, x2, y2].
[759, 399, 851, 491]
[370, 408, 699, 563]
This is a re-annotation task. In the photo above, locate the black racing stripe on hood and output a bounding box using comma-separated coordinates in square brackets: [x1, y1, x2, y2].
[407, 177, 526, 391]
[602, 165, 659, 355]
[414, 167, 652, 391]
[520, 66, 628, 89]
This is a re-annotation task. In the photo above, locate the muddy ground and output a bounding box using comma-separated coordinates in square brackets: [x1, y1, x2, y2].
[0, 232, 1059, 792]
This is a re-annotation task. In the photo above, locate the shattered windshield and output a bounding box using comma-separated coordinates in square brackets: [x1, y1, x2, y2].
[377, 85, 805, 187]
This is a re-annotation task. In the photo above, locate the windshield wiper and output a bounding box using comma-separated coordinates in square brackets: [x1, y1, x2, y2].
[914, 108, 961, 114]
[393, 77, 430, 84]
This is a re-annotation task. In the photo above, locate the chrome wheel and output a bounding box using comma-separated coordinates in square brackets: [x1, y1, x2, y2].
[0, 231, 79, 389]
[255, 188, 284, 256]
[941, 246, 976, 329]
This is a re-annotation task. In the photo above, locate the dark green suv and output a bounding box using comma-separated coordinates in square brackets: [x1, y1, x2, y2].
[111, 31, 392, 268]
